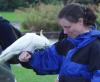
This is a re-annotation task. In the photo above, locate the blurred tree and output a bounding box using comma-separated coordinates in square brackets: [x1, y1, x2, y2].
[61, 0, 100, 12]
[62, 0, 76, 5]
[0, 0, 28, 11]
[62, 0, 100, 5]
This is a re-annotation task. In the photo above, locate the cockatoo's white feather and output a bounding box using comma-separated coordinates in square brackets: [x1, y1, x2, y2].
[0, 31, 50, 63]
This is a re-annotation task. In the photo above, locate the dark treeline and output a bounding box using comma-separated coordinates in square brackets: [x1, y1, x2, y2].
[0, 0, 60, 11]
[0, 0, 100, 11]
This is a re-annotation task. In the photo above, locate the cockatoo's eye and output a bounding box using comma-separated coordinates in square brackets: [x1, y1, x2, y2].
[34, 48, 44, 52]
[44, 44, 49, 48]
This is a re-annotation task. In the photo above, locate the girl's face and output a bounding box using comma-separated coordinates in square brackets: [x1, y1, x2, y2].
[58, 18, 89, 38]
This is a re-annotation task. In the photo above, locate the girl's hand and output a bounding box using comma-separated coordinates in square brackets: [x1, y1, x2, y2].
[19, 51, 31, 62]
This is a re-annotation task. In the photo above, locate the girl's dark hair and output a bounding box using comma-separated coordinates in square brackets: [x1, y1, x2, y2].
[58, 3, 96, 26]
[58, 30, 67, 41]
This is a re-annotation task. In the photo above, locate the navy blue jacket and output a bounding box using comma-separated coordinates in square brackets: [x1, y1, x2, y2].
[0, 17, 22, 64]
[0, 17, 21, 50]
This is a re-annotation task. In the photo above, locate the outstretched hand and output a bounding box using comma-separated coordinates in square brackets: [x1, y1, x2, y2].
[18, 51, 31, 62]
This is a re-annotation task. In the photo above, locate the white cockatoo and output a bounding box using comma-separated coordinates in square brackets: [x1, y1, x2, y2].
[0, 30, 50, 63]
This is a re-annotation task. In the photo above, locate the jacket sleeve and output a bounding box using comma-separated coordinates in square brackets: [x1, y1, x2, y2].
[89, 39, 100, 82]
[26, 45, 64, 75]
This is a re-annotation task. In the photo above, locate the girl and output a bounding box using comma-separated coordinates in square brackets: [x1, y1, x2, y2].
[19, 3, 100, 82]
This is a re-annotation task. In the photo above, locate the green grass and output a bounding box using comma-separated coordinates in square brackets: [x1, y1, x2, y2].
[12, 65, 57, 82]
[0, 12, 25, 23]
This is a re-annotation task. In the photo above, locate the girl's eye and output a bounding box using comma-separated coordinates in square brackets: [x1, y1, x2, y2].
[64, 26, 71, 28]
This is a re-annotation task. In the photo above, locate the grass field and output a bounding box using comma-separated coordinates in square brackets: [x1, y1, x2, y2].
[12, 65, 57, 82]
[0, 12, 25, 22]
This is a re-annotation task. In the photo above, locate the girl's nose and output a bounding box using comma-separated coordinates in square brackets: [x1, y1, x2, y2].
[63, 30, 68, 34]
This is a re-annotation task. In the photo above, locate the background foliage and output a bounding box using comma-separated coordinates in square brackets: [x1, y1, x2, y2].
[19, 4, 63, 32]
[0, 0, 100, 32]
